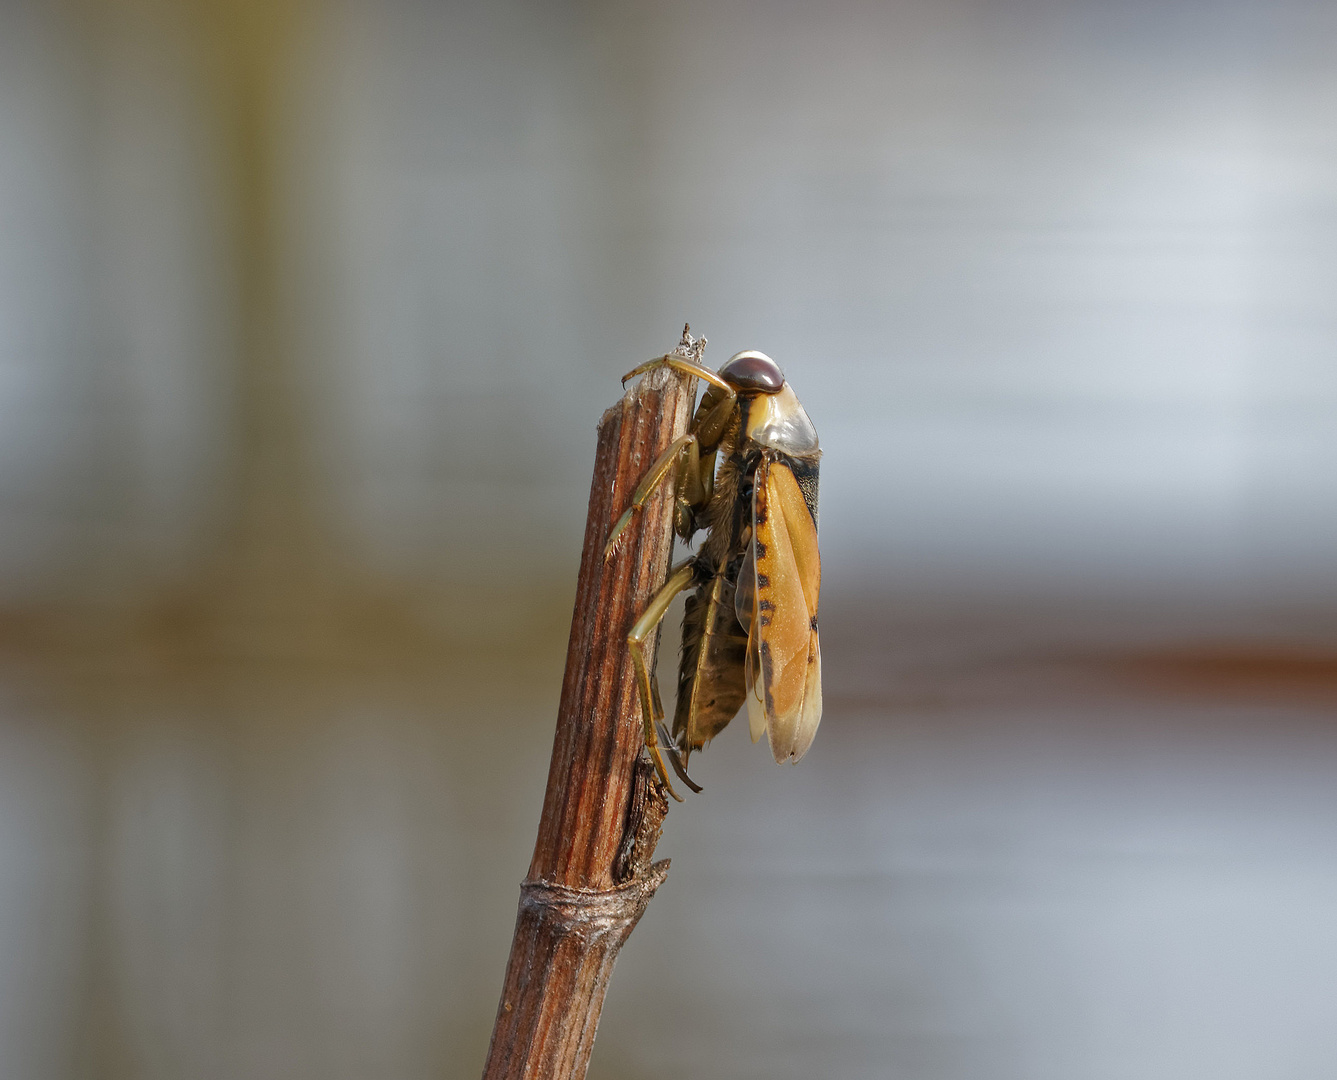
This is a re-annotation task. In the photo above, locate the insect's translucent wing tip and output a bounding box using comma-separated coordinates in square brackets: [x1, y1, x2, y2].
[787, 637, 823, 763]
[745, 634, 767, 744]
[748, 690, 766, 744]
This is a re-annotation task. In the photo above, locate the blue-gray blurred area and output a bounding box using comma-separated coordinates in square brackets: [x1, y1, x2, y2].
[2, 1, 1336, 1077]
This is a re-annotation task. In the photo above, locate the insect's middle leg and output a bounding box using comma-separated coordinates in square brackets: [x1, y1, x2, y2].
[627, 560, 701, 800]
[604, 433, 703, 559]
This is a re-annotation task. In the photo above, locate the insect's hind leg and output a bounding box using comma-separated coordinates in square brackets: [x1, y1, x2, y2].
[627, 560, 702, 801]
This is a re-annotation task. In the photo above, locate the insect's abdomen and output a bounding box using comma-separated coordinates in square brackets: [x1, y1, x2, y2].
[675, 572, 749, 755]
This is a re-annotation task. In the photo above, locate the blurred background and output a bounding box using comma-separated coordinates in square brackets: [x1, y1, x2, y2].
[2, 0, 1337, 1077]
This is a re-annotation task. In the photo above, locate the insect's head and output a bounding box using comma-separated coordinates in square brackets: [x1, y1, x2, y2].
[724, 350, 821, 458]
[719, 350, 785, 393]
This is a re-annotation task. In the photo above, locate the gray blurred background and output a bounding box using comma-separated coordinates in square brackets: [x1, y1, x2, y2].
[2, 1, 1337, 1077]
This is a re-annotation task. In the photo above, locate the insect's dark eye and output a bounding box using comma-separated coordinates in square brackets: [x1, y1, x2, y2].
[719, 351, 784, 392]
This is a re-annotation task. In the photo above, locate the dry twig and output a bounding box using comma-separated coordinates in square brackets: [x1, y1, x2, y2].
[481, 351, 698, 1080]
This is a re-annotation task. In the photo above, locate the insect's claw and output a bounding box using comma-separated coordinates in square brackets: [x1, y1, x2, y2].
[656, 721, 703, 794]
[603, 507, 637, 561]
[621, 358, 657, 385]
[647, 744, 684, 802]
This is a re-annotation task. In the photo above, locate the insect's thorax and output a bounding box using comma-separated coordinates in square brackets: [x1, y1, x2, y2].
[685, 384, 821, 584]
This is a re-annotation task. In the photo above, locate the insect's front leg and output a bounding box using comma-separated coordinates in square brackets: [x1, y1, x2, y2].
[626, 560, 703, 800]
[623, 354, 735, 397]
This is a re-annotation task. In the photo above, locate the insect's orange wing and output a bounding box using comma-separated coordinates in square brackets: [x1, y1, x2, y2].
[746, 455, 822, 762]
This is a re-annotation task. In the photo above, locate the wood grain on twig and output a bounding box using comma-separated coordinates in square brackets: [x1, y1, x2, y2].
[481, 361, 697, 1080]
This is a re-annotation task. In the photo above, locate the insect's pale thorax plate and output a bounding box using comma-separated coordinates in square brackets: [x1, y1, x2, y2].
[746, 383, 820, 457]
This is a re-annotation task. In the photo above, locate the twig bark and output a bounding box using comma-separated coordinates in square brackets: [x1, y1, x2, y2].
[481, 358, 697, 1080]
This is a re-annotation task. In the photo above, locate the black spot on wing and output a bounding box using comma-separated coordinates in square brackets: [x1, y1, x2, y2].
[759, 638, 776, 712]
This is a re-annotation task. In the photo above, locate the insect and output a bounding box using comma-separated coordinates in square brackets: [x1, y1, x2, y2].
[606, 331, 822, 801]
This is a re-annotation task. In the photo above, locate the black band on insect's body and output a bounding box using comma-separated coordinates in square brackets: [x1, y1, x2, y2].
[782, 454, 821, 529]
